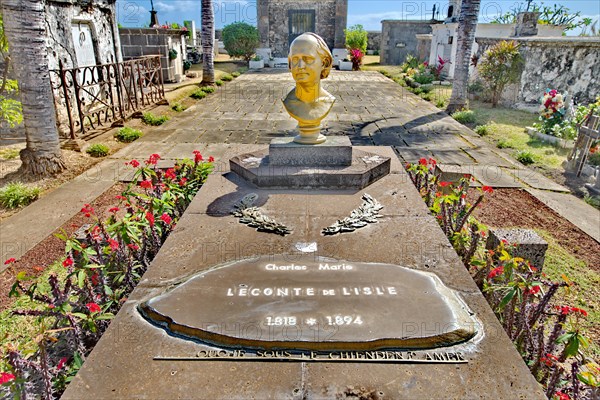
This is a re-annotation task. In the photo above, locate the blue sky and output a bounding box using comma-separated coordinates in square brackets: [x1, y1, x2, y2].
[116, 0, 600, 34]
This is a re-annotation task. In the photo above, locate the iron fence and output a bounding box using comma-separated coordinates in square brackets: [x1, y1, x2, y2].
[50, 55, 165, 138]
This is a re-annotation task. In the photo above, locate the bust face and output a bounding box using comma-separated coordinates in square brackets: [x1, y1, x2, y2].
[289, 36, 323, 86]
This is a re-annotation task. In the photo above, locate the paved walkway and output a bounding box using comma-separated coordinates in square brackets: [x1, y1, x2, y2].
[1, 70, 598, 269]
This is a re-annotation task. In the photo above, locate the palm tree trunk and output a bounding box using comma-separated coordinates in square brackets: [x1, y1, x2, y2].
[0, 0, 65, 176]
[200, 0, 215, 86]
[446, 0, 481, 114]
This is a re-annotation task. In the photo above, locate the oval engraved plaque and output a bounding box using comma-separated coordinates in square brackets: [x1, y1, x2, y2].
[139, 256, 479, 351]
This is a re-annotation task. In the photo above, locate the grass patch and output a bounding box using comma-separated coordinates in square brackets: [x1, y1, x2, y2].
[171, 102, 186, 112]
[514, 149, 536, 165]
[496, 138, 514, 149]
[584, 194, 600, 209]
[0, 147, 20, 160]
[215, 79, 223, 87]
[537, 230, 600, 358]
[231, 71, 241, 78]
[221, 74, 233, 82]
[85, 143, 110, 157]
[474, 125, 490, 136]
[141, 112, 169, 126]
[200, 86, 215, 94]
[114, 127, 142, 143]
[0, 182, 41, 208]
[451, 110, 476, 124]
[190, 89, 207, 99]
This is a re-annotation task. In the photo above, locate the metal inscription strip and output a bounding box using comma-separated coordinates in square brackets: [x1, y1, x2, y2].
[139, 256, 479, 352]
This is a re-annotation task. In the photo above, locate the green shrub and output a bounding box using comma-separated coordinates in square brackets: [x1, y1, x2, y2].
[221, 74, 233, 82]
[344, 24, 368, 54]
[86, 143, 110, 157]
[222, 22, 259, 61]
[587, 152, 600, 166]
[141, 112, 169, 126]
[215, 80, 223, 86]
[412, 87, 423, 95]
[451, 110, 476, 124]
[514, 150, 536, 165]
[474, 125, 490, 136]
[584, 194, 600, 210]
[413, 72, 434, 85]
[436, 99, 446, 109]
[200, 85, 215, 93]
[420, 84, 433, 93]
[114, 127, 142, 143]
[0, 182, 40, 209]
[231, 71, 241, 78]
[171, 103, 186, 112]
[190, 89, 207, 99]
[392, 76, 407, 87]
[496, 139, 513, 149]
[478, 40, 524, 107]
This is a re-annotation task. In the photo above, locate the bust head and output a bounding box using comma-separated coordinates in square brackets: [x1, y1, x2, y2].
[288, 33, 333, 85]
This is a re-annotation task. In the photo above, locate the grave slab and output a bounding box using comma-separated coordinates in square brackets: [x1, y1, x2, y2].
[62, 144, 545, 399]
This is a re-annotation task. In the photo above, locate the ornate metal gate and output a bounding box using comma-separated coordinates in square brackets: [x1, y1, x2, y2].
[50, 55, 165, 139]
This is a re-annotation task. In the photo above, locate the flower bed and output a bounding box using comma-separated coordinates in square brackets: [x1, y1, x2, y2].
[0, 151, 214, 398]
[406, 158, 599, 400]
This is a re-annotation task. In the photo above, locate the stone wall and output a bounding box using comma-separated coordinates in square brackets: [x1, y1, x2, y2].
[119, 28, 187, 83]
[257, 0, 347, 57]
[381, 21, 438, 65]
[367, 31, 381, 53]
[475, 37, 600, 107]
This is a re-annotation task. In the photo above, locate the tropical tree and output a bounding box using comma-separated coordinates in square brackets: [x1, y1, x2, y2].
[0, 0, 65, 176]
[446, 0, 481, 114]
[478, 40, 524, 107]
[200, 0, 215, 86]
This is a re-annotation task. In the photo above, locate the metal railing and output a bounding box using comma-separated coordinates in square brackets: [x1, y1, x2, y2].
[50, 55, 165, 138]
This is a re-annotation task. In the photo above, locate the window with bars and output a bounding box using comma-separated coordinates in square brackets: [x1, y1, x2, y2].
[288, 10, 316, 45]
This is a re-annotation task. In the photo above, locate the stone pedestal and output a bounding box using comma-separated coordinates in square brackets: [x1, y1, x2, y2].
[514, 12, 540, 37]
[486, 228, 548, 270]
[270, 137, 352, 166]
[229, 138, 391, 189]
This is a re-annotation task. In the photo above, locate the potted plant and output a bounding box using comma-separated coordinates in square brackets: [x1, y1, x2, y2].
[169, 48, 178, 60]
[267, 56, 275, 68]
[249, 55, 264, 69]
[339, 58, 353, 71]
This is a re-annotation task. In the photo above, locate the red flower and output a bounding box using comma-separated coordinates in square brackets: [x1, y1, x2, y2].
[436, 192, 442, 197]
[164, 168, 177, 180]
[109, 207, 120, 214]
[115, 195, 127, 201]
[480, 231, 486, 237]
[128, 159, 140, 168]
[418, 158, 428, 166]
[179, 177, 188, 187]
[482, 186, 493, 194]
[91, 272, 99, 286]
[208, 156, 215, 162]
[526, 285, 541, 295]
[57, 357, 68, 370]
[81, 204, 95, 217]
[107, 238, 119, 252]
[193, 150, 203, 163]
[488, 266, 504, 279]
[86, 302, 101, 313]
[145, 212, 155, 227]
[140, 180, 153, 190]
[439, 181, 451, 187]
[554, 305, 588, 316]
[127, 243, 140, 251]
[145, 153, 161, 165]
[62, 257, 74, 268]
[428, 158, 436, 166]
[48, 304, 55, 309]
[554, 391, 570, 400]
[0, 372, 15, 385]
[4, 258, 16, 265]
[160, 213, 172, 225]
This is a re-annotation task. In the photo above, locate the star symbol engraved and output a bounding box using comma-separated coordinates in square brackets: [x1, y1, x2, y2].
[306, 318, 317, 326]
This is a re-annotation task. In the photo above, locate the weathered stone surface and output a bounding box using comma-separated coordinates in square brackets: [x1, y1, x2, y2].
[486, 228, 549, 270]
[140, 256, 478, 351]
[230, 148, 391, 189]
[269, 136, 353, 166]
[62, 145, 545, 400]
